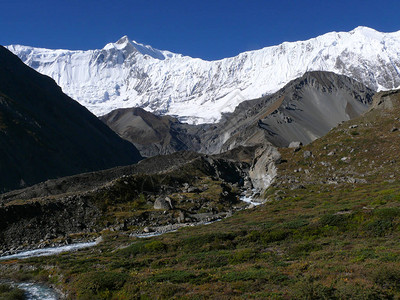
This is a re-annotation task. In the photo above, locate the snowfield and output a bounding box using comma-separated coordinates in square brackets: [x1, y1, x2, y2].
[7, 27, 400, 124]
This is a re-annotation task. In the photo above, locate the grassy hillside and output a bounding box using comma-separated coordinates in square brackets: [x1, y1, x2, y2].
[2, 91, 400, 299]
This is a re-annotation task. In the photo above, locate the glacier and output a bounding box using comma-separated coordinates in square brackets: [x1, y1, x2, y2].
[6, 26, 400, 124]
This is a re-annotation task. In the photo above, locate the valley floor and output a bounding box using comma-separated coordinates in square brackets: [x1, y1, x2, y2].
[2, 92, 400, 299]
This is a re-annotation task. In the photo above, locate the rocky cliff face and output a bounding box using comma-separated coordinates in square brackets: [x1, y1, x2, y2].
[7, 27, 400, 124]
[0, 46, 142, 193]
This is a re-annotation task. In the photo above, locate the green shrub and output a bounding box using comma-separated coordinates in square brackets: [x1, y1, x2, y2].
[373, 265, 400, 290]
[183, 251, 229, 269]
[118, 240, 167, 258]
[375, 207, 400, 220]
[293, 224, 324, 241]
[144, 241, 167, 253]
[245, 230, 261, 242]
[181, 232, 237, 251]
[221, 269, 268, 282]
[352, 248, 378, 262]
[221, 268, 288, 284]
[119, 241, 147, 257]
[149, 270, 209, 285]
[261, 229, 290, 245]
[229, 249, 257, 264]
[284, 219, 309, 229]
[335, 282, 392, 299]
[319, 214, 349, 228]
[132, 193, 147, 209]
[366, 219, 393, 236]
[291, 277, 335, 299]
[156, 283, 186, 299]
[75, 271, 128, 298]
[0, 284, 25, 300]
[290, 242, 322, 257]
[0, 284, 12, 293]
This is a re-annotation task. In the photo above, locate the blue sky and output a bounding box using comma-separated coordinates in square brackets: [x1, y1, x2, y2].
[1, 0, 400, 60]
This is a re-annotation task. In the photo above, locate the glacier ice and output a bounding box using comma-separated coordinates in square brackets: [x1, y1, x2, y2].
[7, 26, 400, 124]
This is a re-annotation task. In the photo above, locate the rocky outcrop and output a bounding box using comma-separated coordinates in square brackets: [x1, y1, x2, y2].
[0, 151, 202, 204]
[370, 89, 400, 111]
[248, 145, 281, 191]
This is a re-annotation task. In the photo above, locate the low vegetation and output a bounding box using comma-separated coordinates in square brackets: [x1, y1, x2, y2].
[0, 284, 25, 300]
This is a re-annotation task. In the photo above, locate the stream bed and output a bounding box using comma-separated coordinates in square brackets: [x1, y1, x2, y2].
[0, 241, 97, 261]
[1, 280, 59, 300]
[15, 282, 59, 300]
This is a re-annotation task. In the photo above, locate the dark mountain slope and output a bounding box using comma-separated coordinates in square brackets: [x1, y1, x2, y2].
[100, 107, 205, 157]
[201, 71, 374, 153]
[102, 71, 374, 156]
[0, 46, 142, 192]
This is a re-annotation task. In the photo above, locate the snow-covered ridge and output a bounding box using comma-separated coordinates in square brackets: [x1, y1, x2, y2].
[6, 26, 400, 124]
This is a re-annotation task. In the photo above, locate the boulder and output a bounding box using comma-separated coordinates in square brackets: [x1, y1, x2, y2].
[143, 227, 152, 233]
[154, 196, 173, 210]
[177, 211, 185, 223]
[303, 151, 312, 159]
[288, 141, 302, 152]
[187, 186, 201, 193]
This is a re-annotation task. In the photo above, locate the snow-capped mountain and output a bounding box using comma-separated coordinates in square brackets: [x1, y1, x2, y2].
[6, 27, 400, 124]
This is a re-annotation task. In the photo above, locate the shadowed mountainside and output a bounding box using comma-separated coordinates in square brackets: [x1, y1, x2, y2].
[100, 107, 205, 157]
[0, 46, 142, 193]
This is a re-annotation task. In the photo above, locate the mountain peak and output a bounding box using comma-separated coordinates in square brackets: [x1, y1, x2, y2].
[350, 26, 383, 39]
[103, 36, 167, 60]
[116, 35, 131, 45]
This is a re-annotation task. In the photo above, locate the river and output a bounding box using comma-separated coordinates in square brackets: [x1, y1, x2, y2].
[0, 241, 97, 261]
